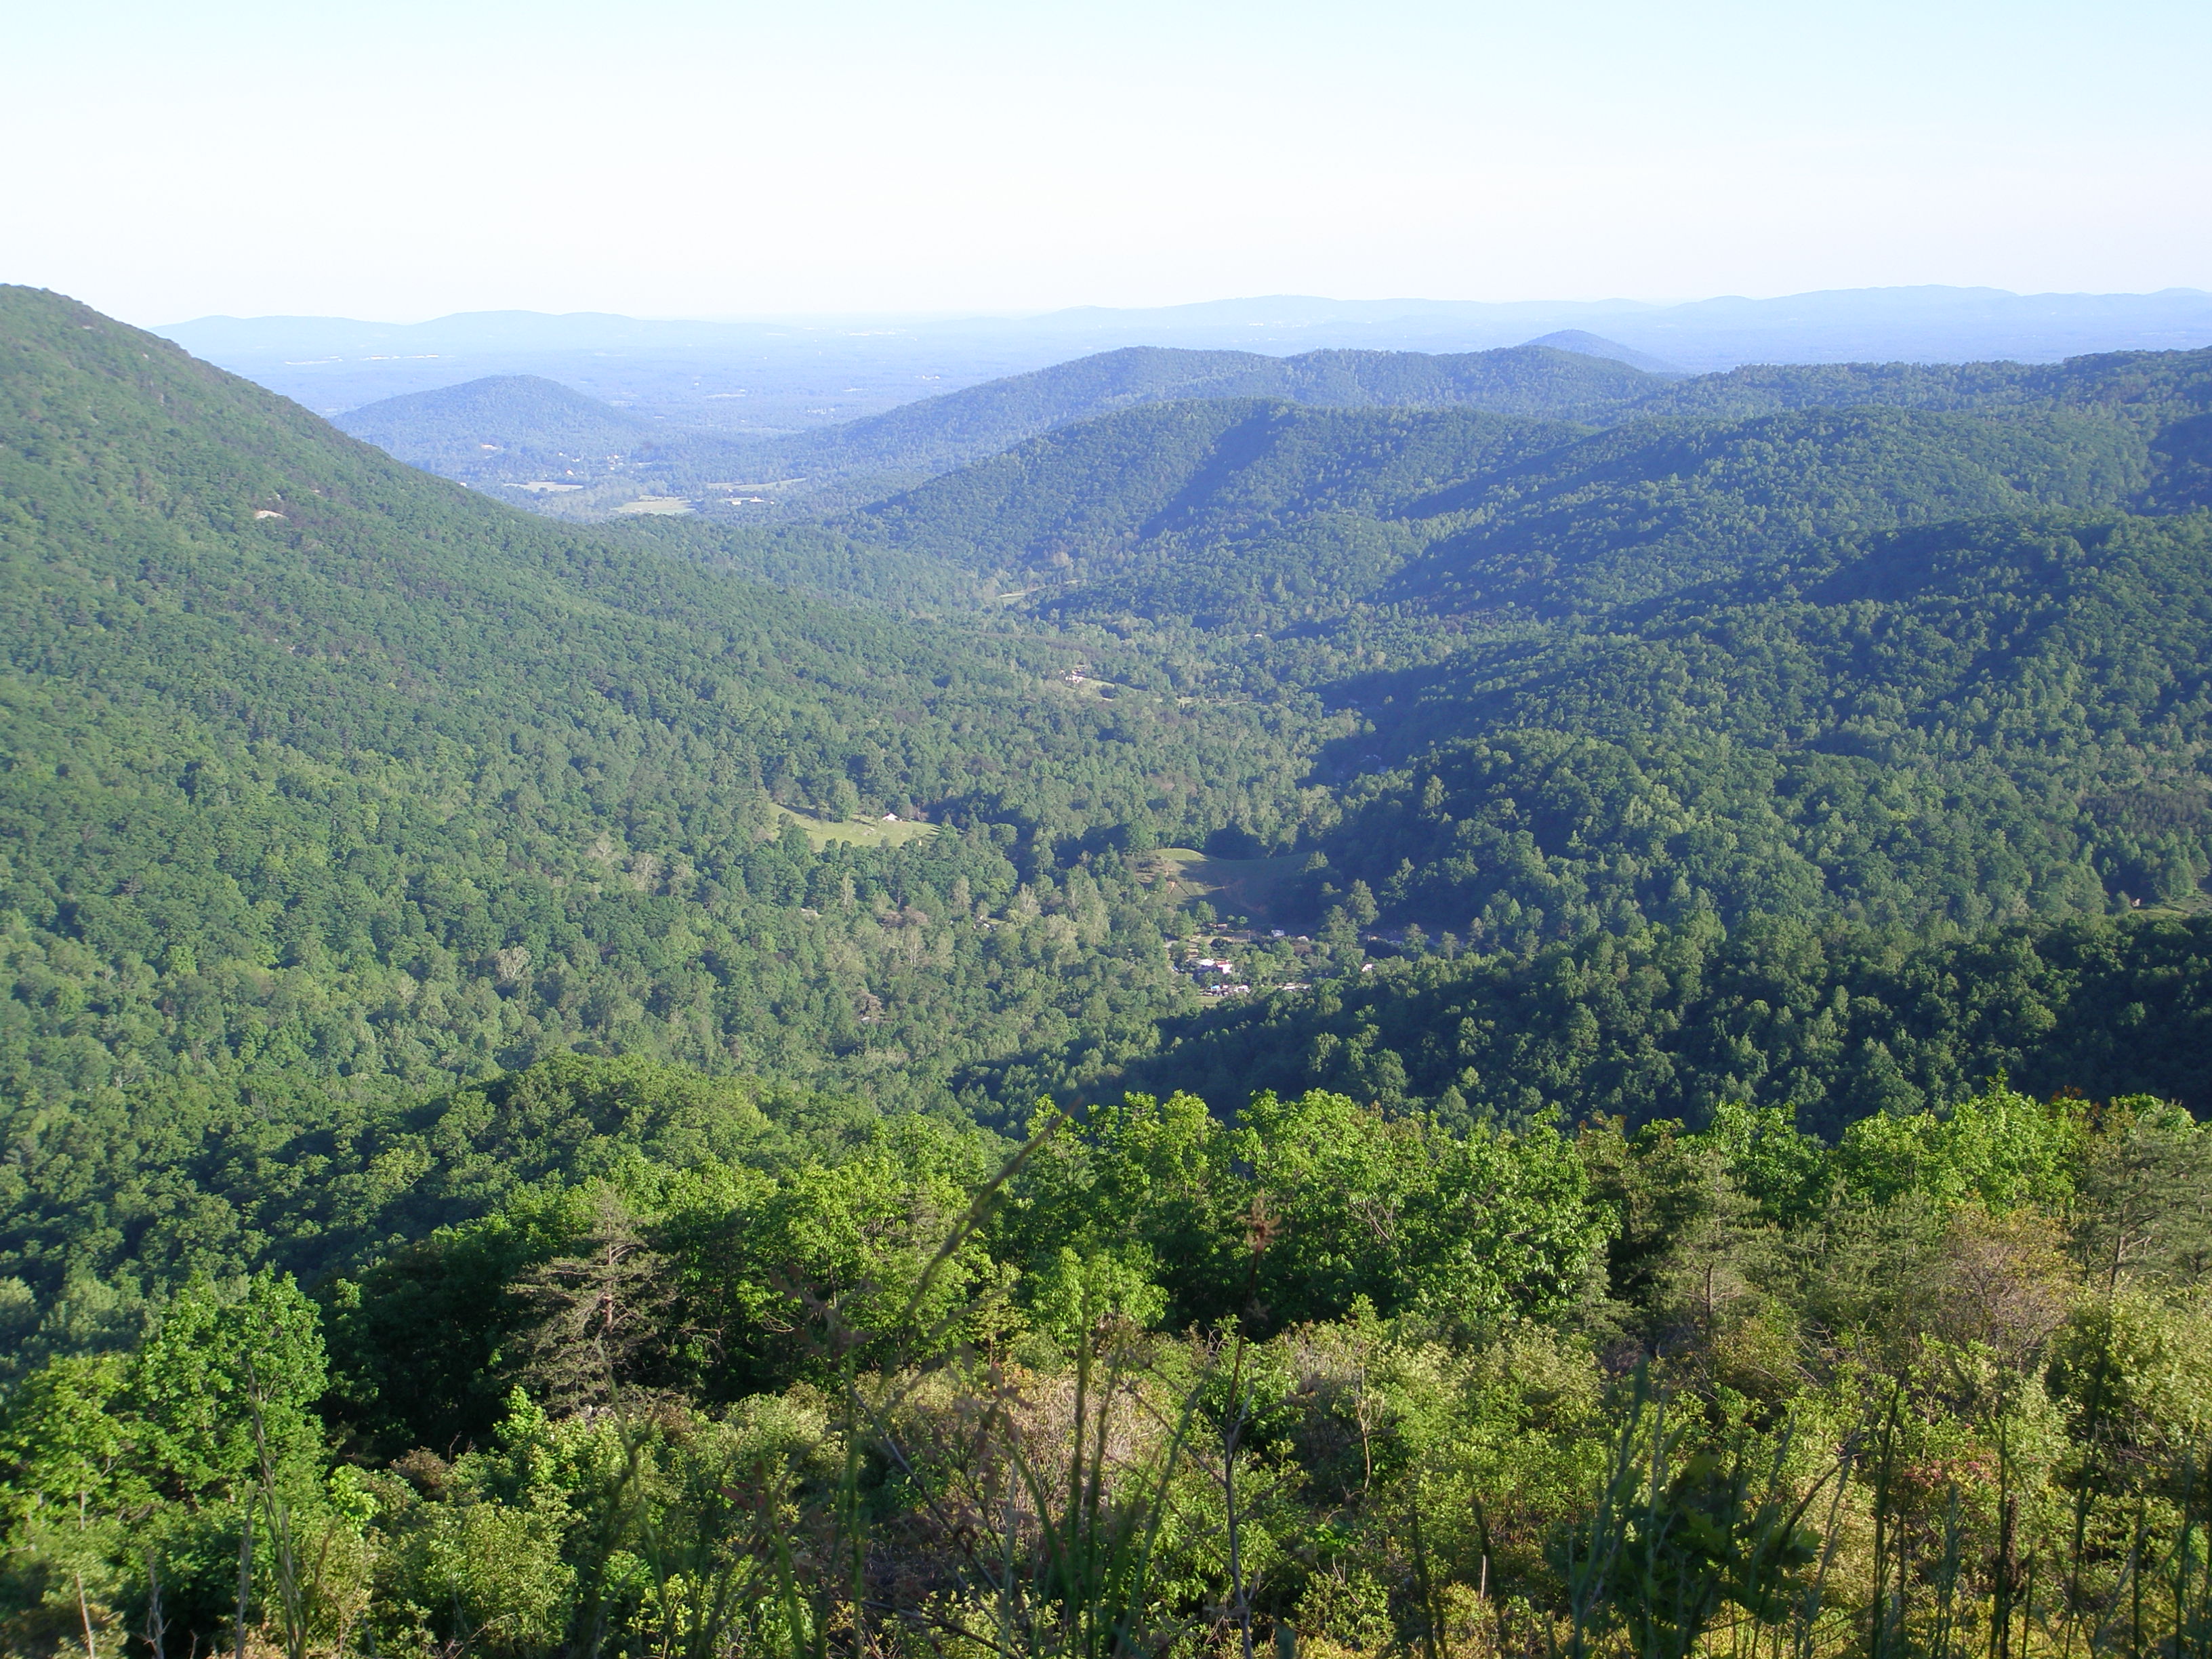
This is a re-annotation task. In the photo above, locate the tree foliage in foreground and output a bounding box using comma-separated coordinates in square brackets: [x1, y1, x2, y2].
[6, 1057, 2212, 1659]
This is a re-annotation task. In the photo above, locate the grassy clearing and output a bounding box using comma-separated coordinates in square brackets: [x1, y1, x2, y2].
[773, 803, 940, 851]
[1142, 848, 1305, 919]
[1041, 672, 1132, 701]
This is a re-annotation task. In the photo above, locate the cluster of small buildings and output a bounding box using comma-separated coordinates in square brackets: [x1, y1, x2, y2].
[1181, 954, 1250, 996]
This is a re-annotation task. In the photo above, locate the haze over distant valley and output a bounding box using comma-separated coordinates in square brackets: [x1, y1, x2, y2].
[157, 285, 2212, 432]
[158, 285, 2212, 522]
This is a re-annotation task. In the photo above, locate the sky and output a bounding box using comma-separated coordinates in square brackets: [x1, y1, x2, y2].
[5, 0, 2208, 325]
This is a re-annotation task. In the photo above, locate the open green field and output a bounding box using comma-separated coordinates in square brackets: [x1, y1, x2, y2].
[1142, 847, 1305, 919]
[773, 804, 941, 851]
[1040, 671, 1133, 701]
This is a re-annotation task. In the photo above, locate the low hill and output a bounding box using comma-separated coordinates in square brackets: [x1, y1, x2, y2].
[1519, 330, 1683, 373]
[333, 373, 651, 480]
[331, 375, 820, 517]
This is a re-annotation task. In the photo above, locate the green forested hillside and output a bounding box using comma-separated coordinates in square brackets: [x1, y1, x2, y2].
[1248, 344, 1668, 419]
[811, 349, 2212, 1132]
[13, 295, 2212, 1659]
[1637, 343, 2212, 429]
[995, 909, 2212, 1133]
[853, 400, 1584, 587]
[0, 287, 1328, 1109]
[828, 351, 2212, 947]
[10, 287, 2209, 1126]
[855, 398, 2152, 626]
[1394, 405, 2149, 612]
[0, 1053, 867, 1365]
[1305, 511, 2212, 935]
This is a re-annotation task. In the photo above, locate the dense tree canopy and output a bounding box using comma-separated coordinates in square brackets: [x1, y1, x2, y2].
[9, 284, 2212, 1659]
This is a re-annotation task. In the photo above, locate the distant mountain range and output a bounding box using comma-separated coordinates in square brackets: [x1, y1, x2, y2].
[331, 323, 2212, 521]
[1017, 288, 2212, 368]
[156, 285, 2212, 432]
[331, 340, 1679, 511]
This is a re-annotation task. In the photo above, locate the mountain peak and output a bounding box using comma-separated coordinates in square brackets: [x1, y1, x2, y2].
[1518, 330, 1684, 375]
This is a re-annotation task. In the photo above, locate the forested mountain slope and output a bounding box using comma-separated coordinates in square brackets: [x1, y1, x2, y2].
[1301, 510, 2212, 935]
[825, 346, 2212, 952]
[851, 370, 2212, 945]
[1393, 405, 2152, 613]
[1637, 344, 2212, 434]
[853, 398, 2156, 624]
[5, 287, 2211, 1235]
[0, 287, 1326, 1106]
[14, 291, 2212, 1659]
[9, 300, 2212, 1659]
[764, 338, 2212, 493]
[723, 342, 1666, 483]
[852, 400, 1586, 584]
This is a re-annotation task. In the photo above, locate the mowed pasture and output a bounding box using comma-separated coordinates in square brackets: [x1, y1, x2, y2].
[773, 804, 941, 851]
[1143, 847, 1305, 919]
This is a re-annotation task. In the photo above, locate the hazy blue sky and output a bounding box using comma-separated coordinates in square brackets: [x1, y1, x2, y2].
[7, 0, 2206, 324]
